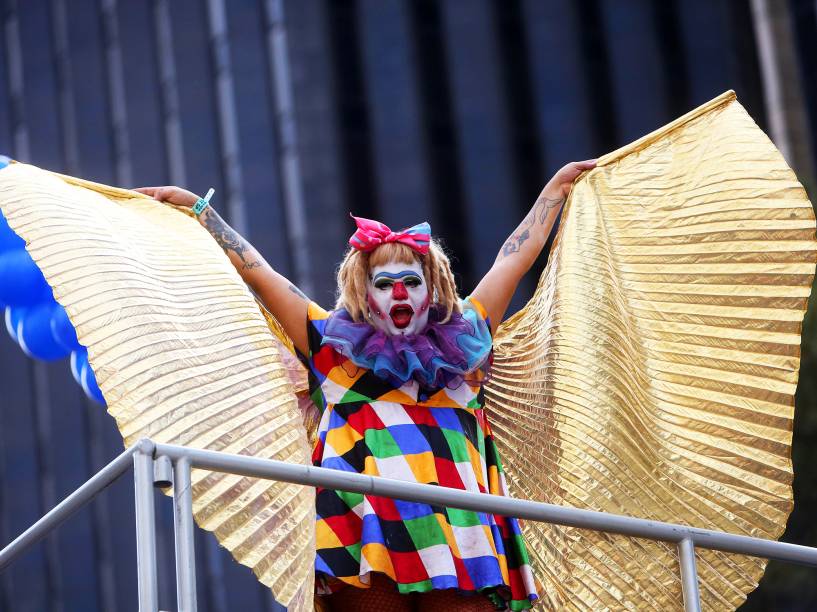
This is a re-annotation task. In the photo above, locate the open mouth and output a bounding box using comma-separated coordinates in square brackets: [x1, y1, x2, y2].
[389, 304, 414, 329]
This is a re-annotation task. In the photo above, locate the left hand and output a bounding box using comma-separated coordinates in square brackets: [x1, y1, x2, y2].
[541, 159, 597, 200]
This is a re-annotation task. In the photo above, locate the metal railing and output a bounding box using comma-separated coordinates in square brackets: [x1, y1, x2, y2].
[1, 438, 816, 612]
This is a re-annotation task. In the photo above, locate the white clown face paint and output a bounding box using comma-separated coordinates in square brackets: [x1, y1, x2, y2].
[366, 260, 431, 335]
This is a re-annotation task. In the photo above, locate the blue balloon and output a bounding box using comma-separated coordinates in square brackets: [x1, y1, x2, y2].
[17, 302, 71, 361]
[0, 210, 26, 254]
[0, 155, 9, 169]
[71, 347, 105, 405]
[80, 357, 105, 405]
[4, 306, 25, 343]
[50, 302, 81, 351]
[70, 348, 89, 386]
[0, 249, 52, 306]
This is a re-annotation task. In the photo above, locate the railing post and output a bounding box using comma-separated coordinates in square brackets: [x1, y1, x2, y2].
[173, 456, 197, 612]
[679, 537, 702, 612]
[133, 441, 158, 612]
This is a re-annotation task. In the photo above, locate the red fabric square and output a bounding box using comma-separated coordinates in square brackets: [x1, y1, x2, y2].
[434, 456, 465, 489]
[313, 344, 340, 376]
[345, 403, 386, 436]
[507, 559, 525, 596]
[311, 438, 325, 464]
[389, 549, 430, 584]
[323, 512, 363, 547]
[404, 405, 438, 427]
[452, 555, 475, 590]
[368, 494, 403, 522]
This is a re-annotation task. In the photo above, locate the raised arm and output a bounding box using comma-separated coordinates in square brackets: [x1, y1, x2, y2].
[133, 186, 310, 355]
[471, 160, 595, 334]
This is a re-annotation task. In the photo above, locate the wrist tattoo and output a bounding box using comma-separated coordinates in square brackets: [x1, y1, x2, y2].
[201, 208, 261, 269]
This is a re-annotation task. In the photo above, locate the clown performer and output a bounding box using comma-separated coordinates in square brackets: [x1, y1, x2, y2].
[134, 159, 594, 611]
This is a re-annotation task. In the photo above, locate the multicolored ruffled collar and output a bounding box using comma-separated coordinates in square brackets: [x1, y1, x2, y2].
[320, 301, 492, 390]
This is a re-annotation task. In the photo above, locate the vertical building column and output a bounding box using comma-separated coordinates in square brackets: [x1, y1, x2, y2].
[4, 0, 29, 161]
[281, 0, 349, 303]
[750, 0, 815, 185]
[153, 0, 186, 186]
[263, 0, 314, 294]
[206, 0, 247, 236]
[99, 0, 133, 186]
[50, 0, 79, 174]
[596, 0, 672, 144]
[439, 0, 521, 290]
[357, 0, 433, 228]
[4, 2, 58, 609]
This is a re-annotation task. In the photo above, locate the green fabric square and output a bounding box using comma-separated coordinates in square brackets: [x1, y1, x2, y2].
[310, 387, 325, 410]
[445, 506, 483, 528]
[508, 596, 534, 610]
[466, 396, 482, 409]
[365, 428, 403, 458]
[345, 542, 361, 563]
[441, 428, 472, 464]
[403, 513, 445, 549]
[397, 578, 434, 594]
[339, 388, 372, 404]
[338, 490, 364, 510]
[513, 533, 531, 565]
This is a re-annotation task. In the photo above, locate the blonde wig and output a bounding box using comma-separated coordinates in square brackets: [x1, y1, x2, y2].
[335, 240, 461, 323]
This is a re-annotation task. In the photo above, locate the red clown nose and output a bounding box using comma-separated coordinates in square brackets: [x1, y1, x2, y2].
[392, 281, 408, 300]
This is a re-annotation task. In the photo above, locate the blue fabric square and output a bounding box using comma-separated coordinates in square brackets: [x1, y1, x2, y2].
[429, 407, 463, 432]
[394, 499, 434, 521]
[389, 423, 432, 455]
[327, 407, 348, 431]
[315, 554, 333, 575]
[461, 555, 502, 586]
[430, 574, 458, 590]
[360, 512, 386, 546]
[322, 455, 357, 473]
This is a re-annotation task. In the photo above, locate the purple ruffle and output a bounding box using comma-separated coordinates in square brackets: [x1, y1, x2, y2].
[321, 304, 492, 390]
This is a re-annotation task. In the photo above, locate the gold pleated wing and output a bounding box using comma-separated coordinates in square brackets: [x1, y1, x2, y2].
[489, 91, 817, 610]
[0, 166, 315, 611]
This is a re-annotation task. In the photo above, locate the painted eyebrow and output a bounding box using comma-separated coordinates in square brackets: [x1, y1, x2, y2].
[372, 270, 423, 281]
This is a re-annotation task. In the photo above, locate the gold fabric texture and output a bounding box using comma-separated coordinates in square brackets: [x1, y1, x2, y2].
[489, 91, 817, 610]
[1, 90, 814, 611]
[0, 166, 315, 611]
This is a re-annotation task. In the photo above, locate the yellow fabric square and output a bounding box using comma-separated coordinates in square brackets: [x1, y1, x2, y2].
[435, 514, 461, 558]
[378, 388, 417, 404]
[404, 451, 438, 483]
[316, 520, 343, 549]
[363, 454, 380, 476]
[326, 424, 363, 456]
[361, 542, 396, 580]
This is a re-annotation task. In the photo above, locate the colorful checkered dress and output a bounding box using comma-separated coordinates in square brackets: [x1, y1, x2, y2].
[302, 298, 538, 610]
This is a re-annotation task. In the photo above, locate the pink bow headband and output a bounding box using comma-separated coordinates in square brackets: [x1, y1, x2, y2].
[348, 215, 431, 255]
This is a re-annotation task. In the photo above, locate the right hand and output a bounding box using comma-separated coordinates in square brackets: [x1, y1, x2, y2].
[133, 186, 200, 210]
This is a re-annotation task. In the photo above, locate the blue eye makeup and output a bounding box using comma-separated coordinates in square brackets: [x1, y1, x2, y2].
[372, 270, 424, 289]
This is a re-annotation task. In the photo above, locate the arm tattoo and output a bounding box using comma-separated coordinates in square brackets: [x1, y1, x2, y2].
[289, 284, 308, 301]
[500, 194, 565, 258]
[536, 194, 565, 224]
[201, 208, 261, 269]
[501, 223, 532, 256]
